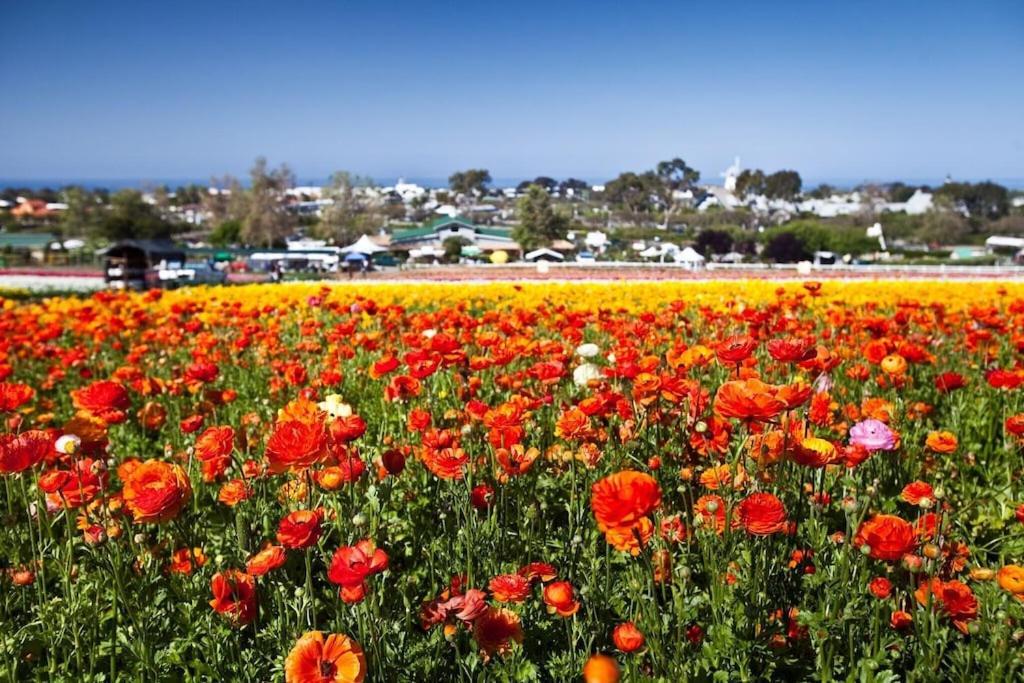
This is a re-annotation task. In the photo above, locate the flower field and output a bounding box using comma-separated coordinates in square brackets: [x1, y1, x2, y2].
[2, 279, 1024, 682]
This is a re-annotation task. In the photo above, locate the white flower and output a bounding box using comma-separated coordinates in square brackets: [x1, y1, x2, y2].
[55, 434, 81, 455]
[318, 394, 352, 419]
[422, 328, 437, 339]
[575, 343, 599, 358]
[573, 363, 602, 387]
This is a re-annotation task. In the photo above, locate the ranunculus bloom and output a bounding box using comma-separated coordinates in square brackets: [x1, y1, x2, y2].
[473, 607, 523, 660]
[790, 436, 839, 468]
[489, 573, 532, 603]
[736, 492, 787, 536]
[71, 380, 131, 423]
[265, 420, 328, 473]
[900, 481, 934, 506]
[997, 564, 1024, 598]
[327, 539, 388, 603]
[925, 430, 957, 454]
[914, 578, 978, 634]
[0, 381, 34, 412]
[854, 514, 916, 562]
[169, 547, 207, 575]
[582, 653, 620, 683]
[122, 460, 192, 524]
[869, 577, 893, 599]
[285, 631, 366, 683]
[209, 570, 257, 627]
[890, 610, 913, 630]
[277, 510, 323, 549]
[934, 372, 966, 393]
[767, 337, 816, 363]
[247, 545, 287, 577]
[590, 470, 661, 533]
[713, 379, 786, 422]
[613, 622, 645, 653]
[0, 430, 52, 474]
[716, 335, 757, 364]
[694, 494, 727, 534]
[543, 580, 580, 617]
[849, 419, 896, 452]
[518, 562, 558, 583]
[194, 425, 235, 482]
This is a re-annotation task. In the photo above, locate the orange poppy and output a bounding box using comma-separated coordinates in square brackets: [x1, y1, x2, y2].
[543, 580, 580, 617]
[925, 431, 957, 454]
[612, 622, 645, 653]
[713, 379, 785, 423]
[488, 573, 532, 603]
[266, 420, 328, 473]
[590, 470, 661, 533]
[854, 514, 916, 562]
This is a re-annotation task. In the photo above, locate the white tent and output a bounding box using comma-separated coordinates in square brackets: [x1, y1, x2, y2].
[409, 246, 445, 259]
[340, 234, 387, 254]
[524, 248, 565, 262]
[674, 247, 705, 264]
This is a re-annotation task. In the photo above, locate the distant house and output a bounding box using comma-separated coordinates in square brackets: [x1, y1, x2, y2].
[10, 199, 54, 219]
[388, 215, 521, 256]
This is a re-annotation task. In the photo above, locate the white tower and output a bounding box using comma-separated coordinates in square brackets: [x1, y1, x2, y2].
[721, 157, 741, 193]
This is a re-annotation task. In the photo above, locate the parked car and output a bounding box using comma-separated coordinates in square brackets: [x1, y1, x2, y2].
[575, 251, 596, 263]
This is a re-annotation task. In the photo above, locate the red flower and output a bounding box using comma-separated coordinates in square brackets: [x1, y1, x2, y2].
[0, 430, 52, 474]
[590, 470, 661, 533]
[184, 361, 219, 383]
[266, 420, 327, 472]
[934, 372, 966, 393]
[122, 460, 192, 524]
[327, 539, 388, 603]
[767, 337, 816, 363]
[489, 573, 532, 603]
[613, 622, 645, 653]
[854, 514, 916, 562]
[329, 415, 367, 444]
[900, 480, 934, 506]
[713, 379, 786, 422]
[209, 569, 257, 626]
[736, 492, 787, 536]
[277, 510, 323, 549]
[869, 577, 893, 599]
[194, 425, 235, 482]
[246, 545, 287, 577]
[0, 382, 34, 412]
[542, 580, 580, 617]
[716, 335, 757, 364]
[914, 578, 978, 634]
[71, 380, 130, 423]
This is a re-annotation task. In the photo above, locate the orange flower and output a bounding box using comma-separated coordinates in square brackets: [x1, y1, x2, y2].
[284, 631, 366, 683]
[555, 407, 593, 441]
[603, 516, 654, 555]
[473, 607, 523, 660]
[925, 431, 957, 454]
[582, 653, 620, 683]
[900, 480, 934, 506]
[194, 425, 235, 482]
[612, 622, 645, 653]
[265, 420, 328, 473]
[489, 573, 532, 603]
[122, 460, 192, 524]
[855, 514, 915, 562]
[169, 547, 207, 575]
[495, 444, 539, 480]
[713, 379, 785, 423]
[914, 578, 977, 634]
[209, 569, 257, 626]
[218, 479, 252, 506]
[590, 470, 661, 533]
[0, 381, 34, 412]
[997, 564, 1024, 598]
[247, 545, 287, 577]
[694, 494, 727, 534]
[543, 580, 580, 617]
[789, 436, 839, 468]
[736, 492, 787, 536]
[277, 510, 323, 549]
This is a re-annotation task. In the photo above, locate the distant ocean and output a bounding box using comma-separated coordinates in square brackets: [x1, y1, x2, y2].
[2, 176, 1022, 191]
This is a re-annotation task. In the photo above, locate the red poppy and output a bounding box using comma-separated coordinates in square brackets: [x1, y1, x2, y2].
[900, 481, 934, 506]
[716, 335, 757, 364]
[122, 460, 192, 524]
[869, 577, 893, 599]
[914, 578, 978, 634]
[0, 430, 51, 474]
[767, 337, 817, 363]
[0, 382, 34, 412]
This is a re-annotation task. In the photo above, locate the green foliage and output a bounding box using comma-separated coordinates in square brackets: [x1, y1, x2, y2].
[97, 189, 175, 240]
[209, 219, 242, 247]
[935, 181, 1009, 221]
[513, 184, 570, 251]
[448, 169, 492, 197]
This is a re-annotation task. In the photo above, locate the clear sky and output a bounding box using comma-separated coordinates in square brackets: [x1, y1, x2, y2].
[2, 0, 1022, 186]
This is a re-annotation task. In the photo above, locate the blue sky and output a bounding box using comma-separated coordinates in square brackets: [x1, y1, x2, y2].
[1, 0, 1022, 186]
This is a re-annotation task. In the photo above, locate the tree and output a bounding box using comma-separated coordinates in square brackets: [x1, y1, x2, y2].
[209, 219, 242, 247]
[695, 229, 733, 256]
[97, 189, 175, 241]
[654, 157, 700, 228]
[764, 171, 802, 200]
[442, 236, 471, 263]
[559, 178, 589, 198]
[807, 183, 837, 200]
[59, 186, 96, 237]
[319, 171, 370, 244]
[763, 231, 810, 262]
[735, 169, 766, 197]
[513, 184, 569, 251]
[935, 181, 1008, 221]
[448, 169, 492, 198]
[603, 171, 661, 220]
[239, 157, 294, 247]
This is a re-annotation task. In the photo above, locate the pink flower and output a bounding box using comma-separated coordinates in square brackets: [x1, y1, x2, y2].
[849, 419, 895, 452]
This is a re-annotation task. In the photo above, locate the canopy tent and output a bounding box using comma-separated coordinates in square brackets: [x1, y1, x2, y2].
[344, 252, 368, 262]
[340, 234, 387, 255]
[674, 247, 705, 264]
[524, 248, 565, 262]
